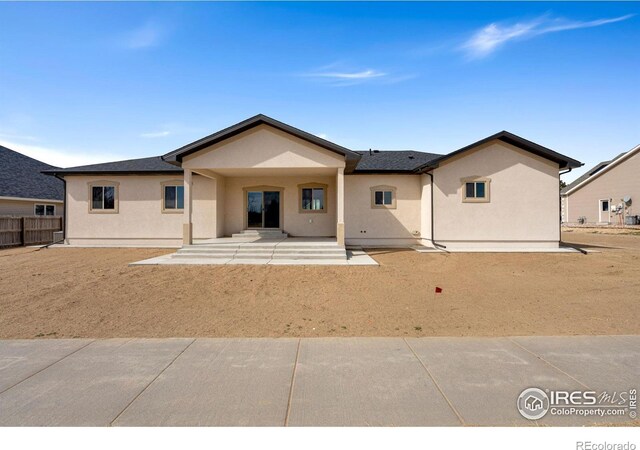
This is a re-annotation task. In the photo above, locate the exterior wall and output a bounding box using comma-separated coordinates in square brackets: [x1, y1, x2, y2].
[182, 125, 345, 170]
[64, 174, 215, 246]
[223, 175, 337, 237]
[0, 198, 63, 217]
[344, 174, 422, 246]
[432, 141, 560, 249]
[564, 150, 639, 225]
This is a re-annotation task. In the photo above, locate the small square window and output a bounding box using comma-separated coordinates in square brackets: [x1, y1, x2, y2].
[45, 205, 55, 216]
[35, 204, 45, 216]
[371, 186, 396, 209]
[462, 179, 490, 202]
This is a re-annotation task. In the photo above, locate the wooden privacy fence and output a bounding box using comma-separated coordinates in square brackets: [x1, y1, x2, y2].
[0, 216, 63, 248]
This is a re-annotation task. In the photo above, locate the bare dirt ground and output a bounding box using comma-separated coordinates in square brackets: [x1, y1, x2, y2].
[1, 230, 639, 338]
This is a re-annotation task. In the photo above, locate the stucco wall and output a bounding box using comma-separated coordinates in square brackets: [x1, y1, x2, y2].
[344, 174, 422, 246]
[64, 174, 215, 246]
[183, 125, 345, 170]
[223, 175, 337, 237]
[564, 150, 639, 224]
[432, 141, 560, 248]
[0, 199, 63, 217]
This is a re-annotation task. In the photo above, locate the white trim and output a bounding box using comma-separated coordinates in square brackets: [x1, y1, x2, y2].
[0, 196, 63, 203]
[563, 144, 640, 195]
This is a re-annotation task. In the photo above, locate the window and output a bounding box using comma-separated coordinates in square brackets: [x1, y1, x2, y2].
[370, 185, 397, 209]
[601, 200, 609, 212]
[88, 182, 119, 213]
[461, 177, 491, 203]
[163, 184, 184, 211]
[34, 204, 55, 216]
[299, 183, 327, 213]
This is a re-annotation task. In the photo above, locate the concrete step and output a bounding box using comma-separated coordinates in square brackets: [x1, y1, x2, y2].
[271, 253, 347, 260]
[171, 253, 232, 259]
[231, 229, 288, 239]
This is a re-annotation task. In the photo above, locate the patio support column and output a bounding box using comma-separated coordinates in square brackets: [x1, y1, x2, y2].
[183, 168, 193, 245]
[336, 167, 345, 247]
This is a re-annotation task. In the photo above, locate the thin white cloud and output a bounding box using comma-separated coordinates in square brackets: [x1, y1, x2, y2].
[462, 14, 635, 59]
[0, 139, 122, 168]
[120, 21, 164, 49]
[312, 69, 387, 80]
[140, 130, 171, 138]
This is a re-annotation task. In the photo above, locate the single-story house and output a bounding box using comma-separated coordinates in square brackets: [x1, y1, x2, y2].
[561, 144, 639, 225]
[43, 114, 582, 249]
[0, 145, 64, 217]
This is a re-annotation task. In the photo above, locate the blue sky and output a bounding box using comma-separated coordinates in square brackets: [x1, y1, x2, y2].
[0, 2, 638, 182]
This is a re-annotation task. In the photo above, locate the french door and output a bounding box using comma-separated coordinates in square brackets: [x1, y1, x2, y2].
[247, 191, 280, 228]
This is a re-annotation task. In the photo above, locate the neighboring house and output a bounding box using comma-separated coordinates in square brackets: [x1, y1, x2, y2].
[561, 144, 640, 225]
[43, 115, 581, 249]
[0, 145, 64, 217]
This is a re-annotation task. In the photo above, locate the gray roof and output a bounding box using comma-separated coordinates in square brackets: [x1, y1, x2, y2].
[414, 131, 583, 172]
[42, 156, 183, 176]
[41, 117, 582, 177]
[0, 145, 64, 201]
[354, 150, 442, 172]
[561, 151, 628, 194]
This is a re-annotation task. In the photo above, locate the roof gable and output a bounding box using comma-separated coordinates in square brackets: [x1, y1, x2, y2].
[562, 144, 640, 195]
[415, 131, 583, 172]
[162, 114, 361, 171]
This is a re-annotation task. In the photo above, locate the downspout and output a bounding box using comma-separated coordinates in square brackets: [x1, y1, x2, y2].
[425, 171, 446, 249]
[55, 173, 67, 243]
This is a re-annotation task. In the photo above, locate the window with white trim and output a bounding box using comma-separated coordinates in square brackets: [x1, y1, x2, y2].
[34, 204, 55, 216]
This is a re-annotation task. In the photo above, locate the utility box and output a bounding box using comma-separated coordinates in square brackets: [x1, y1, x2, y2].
[53, 231, 64, 243]
[625, 216, 638, 225]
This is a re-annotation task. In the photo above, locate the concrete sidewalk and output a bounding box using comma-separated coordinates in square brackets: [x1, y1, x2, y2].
[0, 337, 637, 426]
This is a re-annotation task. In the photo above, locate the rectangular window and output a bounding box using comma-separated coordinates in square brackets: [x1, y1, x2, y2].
[35, 204, 55, 216]
[465, 182, 487, 199]
[164, 185, 184, 210]
[601, 200, 609, 212]
[302, 187, 324, 211]
[374, 190, 393, 206]
[91, 186, 116, 210]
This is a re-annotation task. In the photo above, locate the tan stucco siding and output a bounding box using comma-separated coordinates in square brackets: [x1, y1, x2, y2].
[432, 141, 560, 248]
[0, 199, 63, 217]
[223, 175, 337, 237]
[564, 150, 639, 224]
[64, 174, 215, 246]
[183, 125, 345, 170]
[344, 174, 422, 246]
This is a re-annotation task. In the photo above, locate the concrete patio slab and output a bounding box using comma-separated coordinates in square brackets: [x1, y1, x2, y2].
[0, 339, 93, 393]
[0, 338, 192, 426]
[286, 338, 461, 426]
[405, 337, 584, 426]
[113, 339, 298, 426]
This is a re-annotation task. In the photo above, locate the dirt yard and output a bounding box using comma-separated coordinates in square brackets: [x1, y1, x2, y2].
[1, 229, 639, 338]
